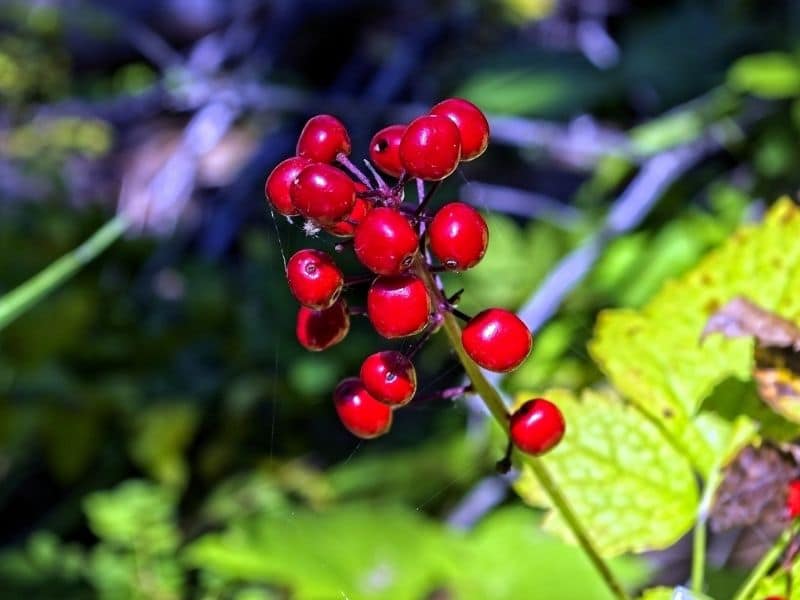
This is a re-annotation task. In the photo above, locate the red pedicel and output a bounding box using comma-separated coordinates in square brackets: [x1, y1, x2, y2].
[290, 163, 355, 225]
[333, 377, 393, 439]
[429, 202, 489, 271]
[367, 274, 431, 339]
[510, 398, 566, 455]
[461, 308, 532, 372]
[399, 114, 462, 181]
[295, 298, 350, 351]
[286, 249, 344, 310]
[354, 207, 419, 275]
[296, 114, 351, 163]
[369, 124, 406, 178]
[430, 98, 490, 162]
[360, 351, 417, 407]
[265, 156, 313, 216]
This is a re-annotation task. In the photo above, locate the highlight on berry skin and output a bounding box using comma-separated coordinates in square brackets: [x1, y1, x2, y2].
[265, 99, 539, 439]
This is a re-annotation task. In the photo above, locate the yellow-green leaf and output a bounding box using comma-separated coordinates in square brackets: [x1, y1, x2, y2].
[513, 388, 698, 557]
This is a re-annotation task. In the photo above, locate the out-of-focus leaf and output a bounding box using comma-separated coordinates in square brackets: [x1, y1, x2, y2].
[513, 388, 698, 556]
[639, 587, 715, 600]
[590, 199, 800, 450]
[83, 480, 179, 554]
[728, 52, 800, 98]
[129, 402, 199, 488]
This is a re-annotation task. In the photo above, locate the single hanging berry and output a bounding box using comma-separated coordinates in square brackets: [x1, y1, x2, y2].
[286, 249, 344, 310]
[290, 163, 355, 225]
[510, 398, 565, 455]
[461, 308, 532, 372]
[333, 377, 393, 439]
[360, 350, 417, 407]
[430, 98, 490, 162]
[367, 274, 431, 338]
[399, 114, 462, 181]
[787, 480, 800, 518]
[354, 207, 419, 275]
[369, 124, 406, 177]
[295, 298, 350, 351]
[296, 114, 351, 163]
[429, 202, 489, 270]
[265, 156, 313, 216]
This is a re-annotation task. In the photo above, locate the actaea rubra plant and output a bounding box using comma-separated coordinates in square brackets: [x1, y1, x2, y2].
[265, 98, 564, 458]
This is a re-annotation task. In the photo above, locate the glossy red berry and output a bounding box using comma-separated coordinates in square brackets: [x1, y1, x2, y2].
[367, 274, 431, 338]
[265, 156, 313, 216]
[429, 202, 489, 270]
[296, 114, 351, 163]
[360, 351, 417, 407]
[787, 480, 800, 518]
[290, 163, 355, 225]
[461, 308, 532, 372]
[333, 377, 393, 439]
[430, 98, 490, 162]
[286, 249, 344, 310]
[369, 124, 406, 177]
[510, 398, 566, 455]
[399, 114, 462, 181]
[325, 183, 371, 238]
[354, 208, 419, 275]
[295, 298, 350, 351]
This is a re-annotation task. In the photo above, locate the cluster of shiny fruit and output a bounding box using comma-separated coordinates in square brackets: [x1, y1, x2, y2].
[264, 98, 565, 457]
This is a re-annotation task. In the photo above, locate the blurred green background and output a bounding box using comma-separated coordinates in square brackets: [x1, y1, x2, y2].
[2, 1, 800, 598]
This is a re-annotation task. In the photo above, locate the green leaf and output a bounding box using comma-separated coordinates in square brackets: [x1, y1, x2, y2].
[589, 199, 800, 447]
[728, 53, 800, 98]
[639, 587, 715, 600]
[512, 388, 698, 556]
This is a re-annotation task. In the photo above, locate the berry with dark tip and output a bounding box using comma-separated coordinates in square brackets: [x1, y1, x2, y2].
[286, 249, 344, 310]
[369, 124, 406, 177]
[429, 202, 489, 270]
[333, 377, 393, 439]
[290, 163, 355, 225]
[265, 156, 313, 216]
[360, 351, 417, 406]
[295, 298, 350, 351]
[399, 114, 462, 181]
[461, 308, 532, 372]
[367, 274, 431, 338]
[354, 207, 419, 275]
[430, 98, 490, 162]
[296, 114, 351, 163]
[510, 398, 566, 455]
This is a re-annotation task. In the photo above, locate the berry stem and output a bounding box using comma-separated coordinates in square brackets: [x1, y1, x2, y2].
[336, 153, 373, 189]
[449, 307, 473, 323]
[344, 274, 375, 287]
[415, 180, 442, 216]
[406, 318, 441, 359]
[418, 384, 473, 403]
[732, 524, 796, 600]
[363, 159, 389, 192]
[413, 257, 632, 600]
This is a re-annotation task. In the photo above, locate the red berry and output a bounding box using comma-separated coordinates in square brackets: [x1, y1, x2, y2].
[787, 480, 800, 518]
[333, 377, 393, 439]
[429, 202, 489, 270]
[325, 183, 371, 238]
[430, 98, 490, 162]
[286, 249, 344, 310]
[296, 114, 351, 163]
[290, 163, 355, 225]
[360, 351, 417, 407]
[369, 124, 406, 177]
[461, 308, 532, 372]
[265, 156, 313, 216]
[510, 398, 566, 455]
[354, 208, 419, 275]
[295, 298, 350, 351]
[399, 114, 462, 181]
[367, 274, 431, 338]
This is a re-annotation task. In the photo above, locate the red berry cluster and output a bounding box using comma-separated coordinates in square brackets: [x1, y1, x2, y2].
[264, 99, 564, 457]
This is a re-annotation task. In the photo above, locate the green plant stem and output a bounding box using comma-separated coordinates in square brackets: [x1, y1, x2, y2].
[0, 215, 127, 332]
[691, 509, 708, 594]
[416, 261, 631, 600]
[732, 526, 795, 600]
